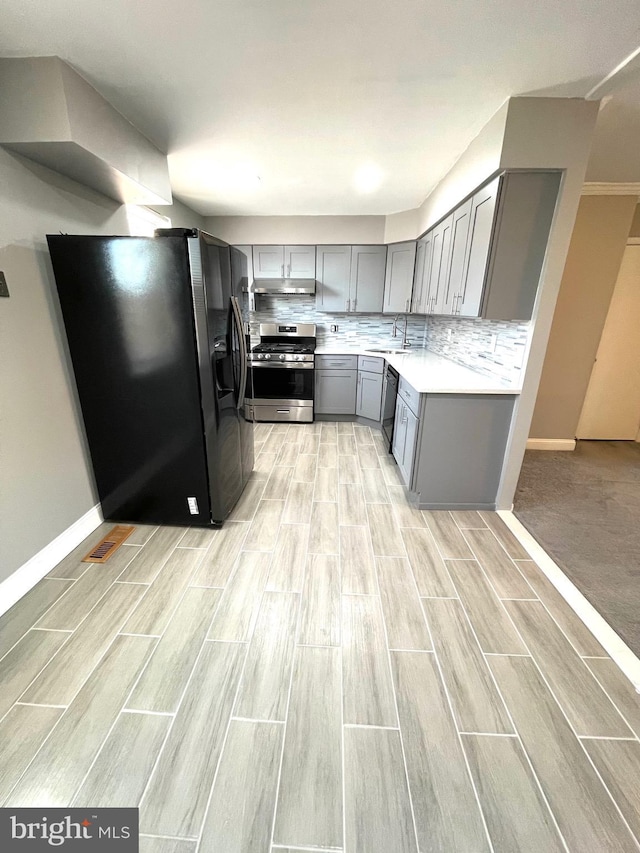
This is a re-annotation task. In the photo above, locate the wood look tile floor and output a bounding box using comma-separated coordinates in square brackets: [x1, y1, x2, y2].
[2, 421, 640, 852]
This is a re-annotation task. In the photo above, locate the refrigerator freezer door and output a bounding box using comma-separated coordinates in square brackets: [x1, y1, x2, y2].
[47, 235, 212, 526]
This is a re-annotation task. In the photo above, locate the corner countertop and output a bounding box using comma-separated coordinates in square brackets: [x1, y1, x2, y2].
[314, 345, 521, 395]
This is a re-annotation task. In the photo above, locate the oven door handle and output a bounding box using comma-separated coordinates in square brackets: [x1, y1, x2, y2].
[250, 361, 314, 369]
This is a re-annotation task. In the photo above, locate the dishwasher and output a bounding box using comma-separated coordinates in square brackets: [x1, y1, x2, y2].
[381, 363, 399, 453]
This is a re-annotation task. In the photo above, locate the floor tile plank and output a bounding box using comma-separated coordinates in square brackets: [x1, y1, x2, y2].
[266, 524, 309, 593]
[207, 552, 272, 642]
[360, 466, 391, 503]
[123, 548, 205, 636]
[392, 651, 489, 853]
[200, 720, 283, 853]
[582, 739, 640, 841]
[515, 559, 606, 656]
[190, 522, 249, 587]
[308, 502, 339, 554]
[282, 481, 314, 523]
[127, 587, 221, 713]
[314, 467, 338, 502]
[300, 433, 320, 455]
[72, 711, 170, 807]
[274, 646, 342, 850]
[263, 465, 295, 500]
[376, 557, 432, 650]
[342, 594, 397, 726]
[338, 453, 361, 483]
[22, 583, 148, 706]
[423, 598, 513, 734]
[254, 451, 277, 475]
[7, 635, 154, 806]
[140, 836, 195, 853]
[462, 528, 535, 599]
[298, 555, 340, 646]
[337, 434, 357, 455]
[450, 510, 487, 529]
[177, 528, 217, 549]
[353, 424, 374, 445]
[0, 704, 63, 802]
[462, 733, 565, 852]
[235, 591, 299, 721]
[123, 524, 158, 546]
[340, 526, 377, 595]
[446, 560, 527, 654]
[140, 641, 246, 838]
[367, 503, 405, 556]
[357, 444, 380, 469]
[423, 511, 474, 559]
[37, 548, 141, 631]
[401, 528, 457, 597]
[387, 484, 427, 528]
[0, 629, 69, 720]
[117, 527, 187, 583]
[344, 727, 417, 853]
[244, 500, 285, 551]
[0, 579, 73, 660]
[45, 523, 113, 579]
[292, 453, 317, 483]
[275, 442, 300, 467]
[318, 443, 338, 468]
[338, 483, 367, 526]
[584, 658, 640, 738]
[489, 655, 639, 852]
[320, 423, 338, 444]
[504, 600, 632, 737]
[228, 474, 267, 521]
[479, 511, 530, 558]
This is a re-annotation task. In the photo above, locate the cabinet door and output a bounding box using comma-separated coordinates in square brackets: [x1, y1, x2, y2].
[349, 245, 387, 313]
[315, 369, 357, 414]
[383, 241, 417, 314]
[443, 198, 472, 315]
[284, 245, 315, 279]
[391, 397, 407, 470]
[431, 215, 454, 314]
[315, 245, 352, 312]
[401, 406, 419, 488]
[458, 177, 499, 317]
[411, 238, 426, 313]
[356, 370, 384, 421]
[418, 231, 435, 314]
[252, 245, 284, 278]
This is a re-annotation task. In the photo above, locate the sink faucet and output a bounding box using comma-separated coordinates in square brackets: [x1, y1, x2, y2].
[391, 313, 411, 348]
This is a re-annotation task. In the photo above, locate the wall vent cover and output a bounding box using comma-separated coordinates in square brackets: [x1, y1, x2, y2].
[82, 524, 135, 563]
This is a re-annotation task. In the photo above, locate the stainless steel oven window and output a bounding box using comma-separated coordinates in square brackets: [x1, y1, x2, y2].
[250, 363, 314, 401]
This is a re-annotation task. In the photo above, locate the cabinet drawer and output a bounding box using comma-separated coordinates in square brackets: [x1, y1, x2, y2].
[398, 376, 420, 416]
[357, 355, 384, 374]
[316, 354, 358, 369]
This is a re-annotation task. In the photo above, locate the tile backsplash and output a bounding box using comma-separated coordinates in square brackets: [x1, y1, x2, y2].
[249, 294, 529, 384]
[426, 316, 529, 383]
[249, 295, 428, 349]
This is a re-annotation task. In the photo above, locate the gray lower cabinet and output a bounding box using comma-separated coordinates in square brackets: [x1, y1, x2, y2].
[392, 396, 419, 486]
[315, 369, 357, 415]
[412, 394, 516, 509]
[356, 370, 383, 422]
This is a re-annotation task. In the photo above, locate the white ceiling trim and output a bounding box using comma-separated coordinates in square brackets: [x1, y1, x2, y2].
[581, 182, 640, 196]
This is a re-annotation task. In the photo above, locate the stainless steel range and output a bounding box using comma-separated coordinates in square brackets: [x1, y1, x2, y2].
[246, 323, 316, 422]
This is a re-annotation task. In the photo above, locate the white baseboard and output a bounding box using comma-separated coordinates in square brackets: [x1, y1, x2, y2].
[526, 438, 576, 451]
[0, 504, 103, 618]
[498, 510, 640, 692]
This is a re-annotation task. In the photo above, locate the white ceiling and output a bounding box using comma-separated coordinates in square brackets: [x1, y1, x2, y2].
[1, 0, 640, 215]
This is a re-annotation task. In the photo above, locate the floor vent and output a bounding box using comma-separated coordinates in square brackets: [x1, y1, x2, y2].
[82, 524, 135, 563]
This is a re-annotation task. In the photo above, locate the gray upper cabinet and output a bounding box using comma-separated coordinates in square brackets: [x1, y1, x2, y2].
[252, 245, 284, 278]
[443, 198, 472, 315]
[349, 245, 387, 313]
[457, 178, 499, 317]
[411, 233, 434, 315]
[284, 245, 315, 279]
[383, 241, 417, 314]
[316, 245, 352, 311]
[233, 245, 254, 290]
[429, 214, 453, 314]
[482, 171, 561, 320]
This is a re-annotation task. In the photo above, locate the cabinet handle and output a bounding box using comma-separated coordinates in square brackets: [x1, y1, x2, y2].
[287, 264, 290, 277]
[353, 298, 357, 311]
[405, 299, 409, 313]
[346, 299, 350, 311]
[281, 264, 284, 276]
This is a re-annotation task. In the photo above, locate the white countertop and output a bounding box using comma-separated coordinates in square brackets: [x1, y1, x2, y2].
[314, 345, 521, 394]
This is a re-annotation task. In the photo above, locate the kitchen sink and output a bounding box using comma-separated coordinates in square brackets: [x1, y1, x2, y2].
[365, 348, 409, 354]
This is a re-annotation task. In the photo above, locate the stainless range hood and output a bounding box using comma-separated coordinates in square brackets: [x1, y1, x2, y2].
[251, 278, 316, 295]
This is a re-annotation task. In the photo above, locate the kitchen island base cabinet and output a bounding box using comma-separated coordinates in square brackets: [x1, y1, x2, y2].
[412, 394, 516, 510]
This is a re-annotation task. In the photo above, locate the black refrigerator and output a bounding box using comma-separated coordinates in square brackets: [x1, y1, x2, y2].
[47, 229, 254, 526]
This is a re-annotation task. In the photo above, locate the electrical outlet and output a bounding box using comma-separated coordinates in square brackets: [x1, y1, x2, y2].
[0, 271, 9, 298]
[446, 328, 452, 340]
[330, 324, 338, 333]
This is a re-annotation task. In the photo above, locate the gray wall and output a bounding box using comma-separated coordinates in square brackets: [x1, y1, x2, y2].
[529, 195, 637, 439]
[0, 148, 202, 582]
[204, 215, 386, 245]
